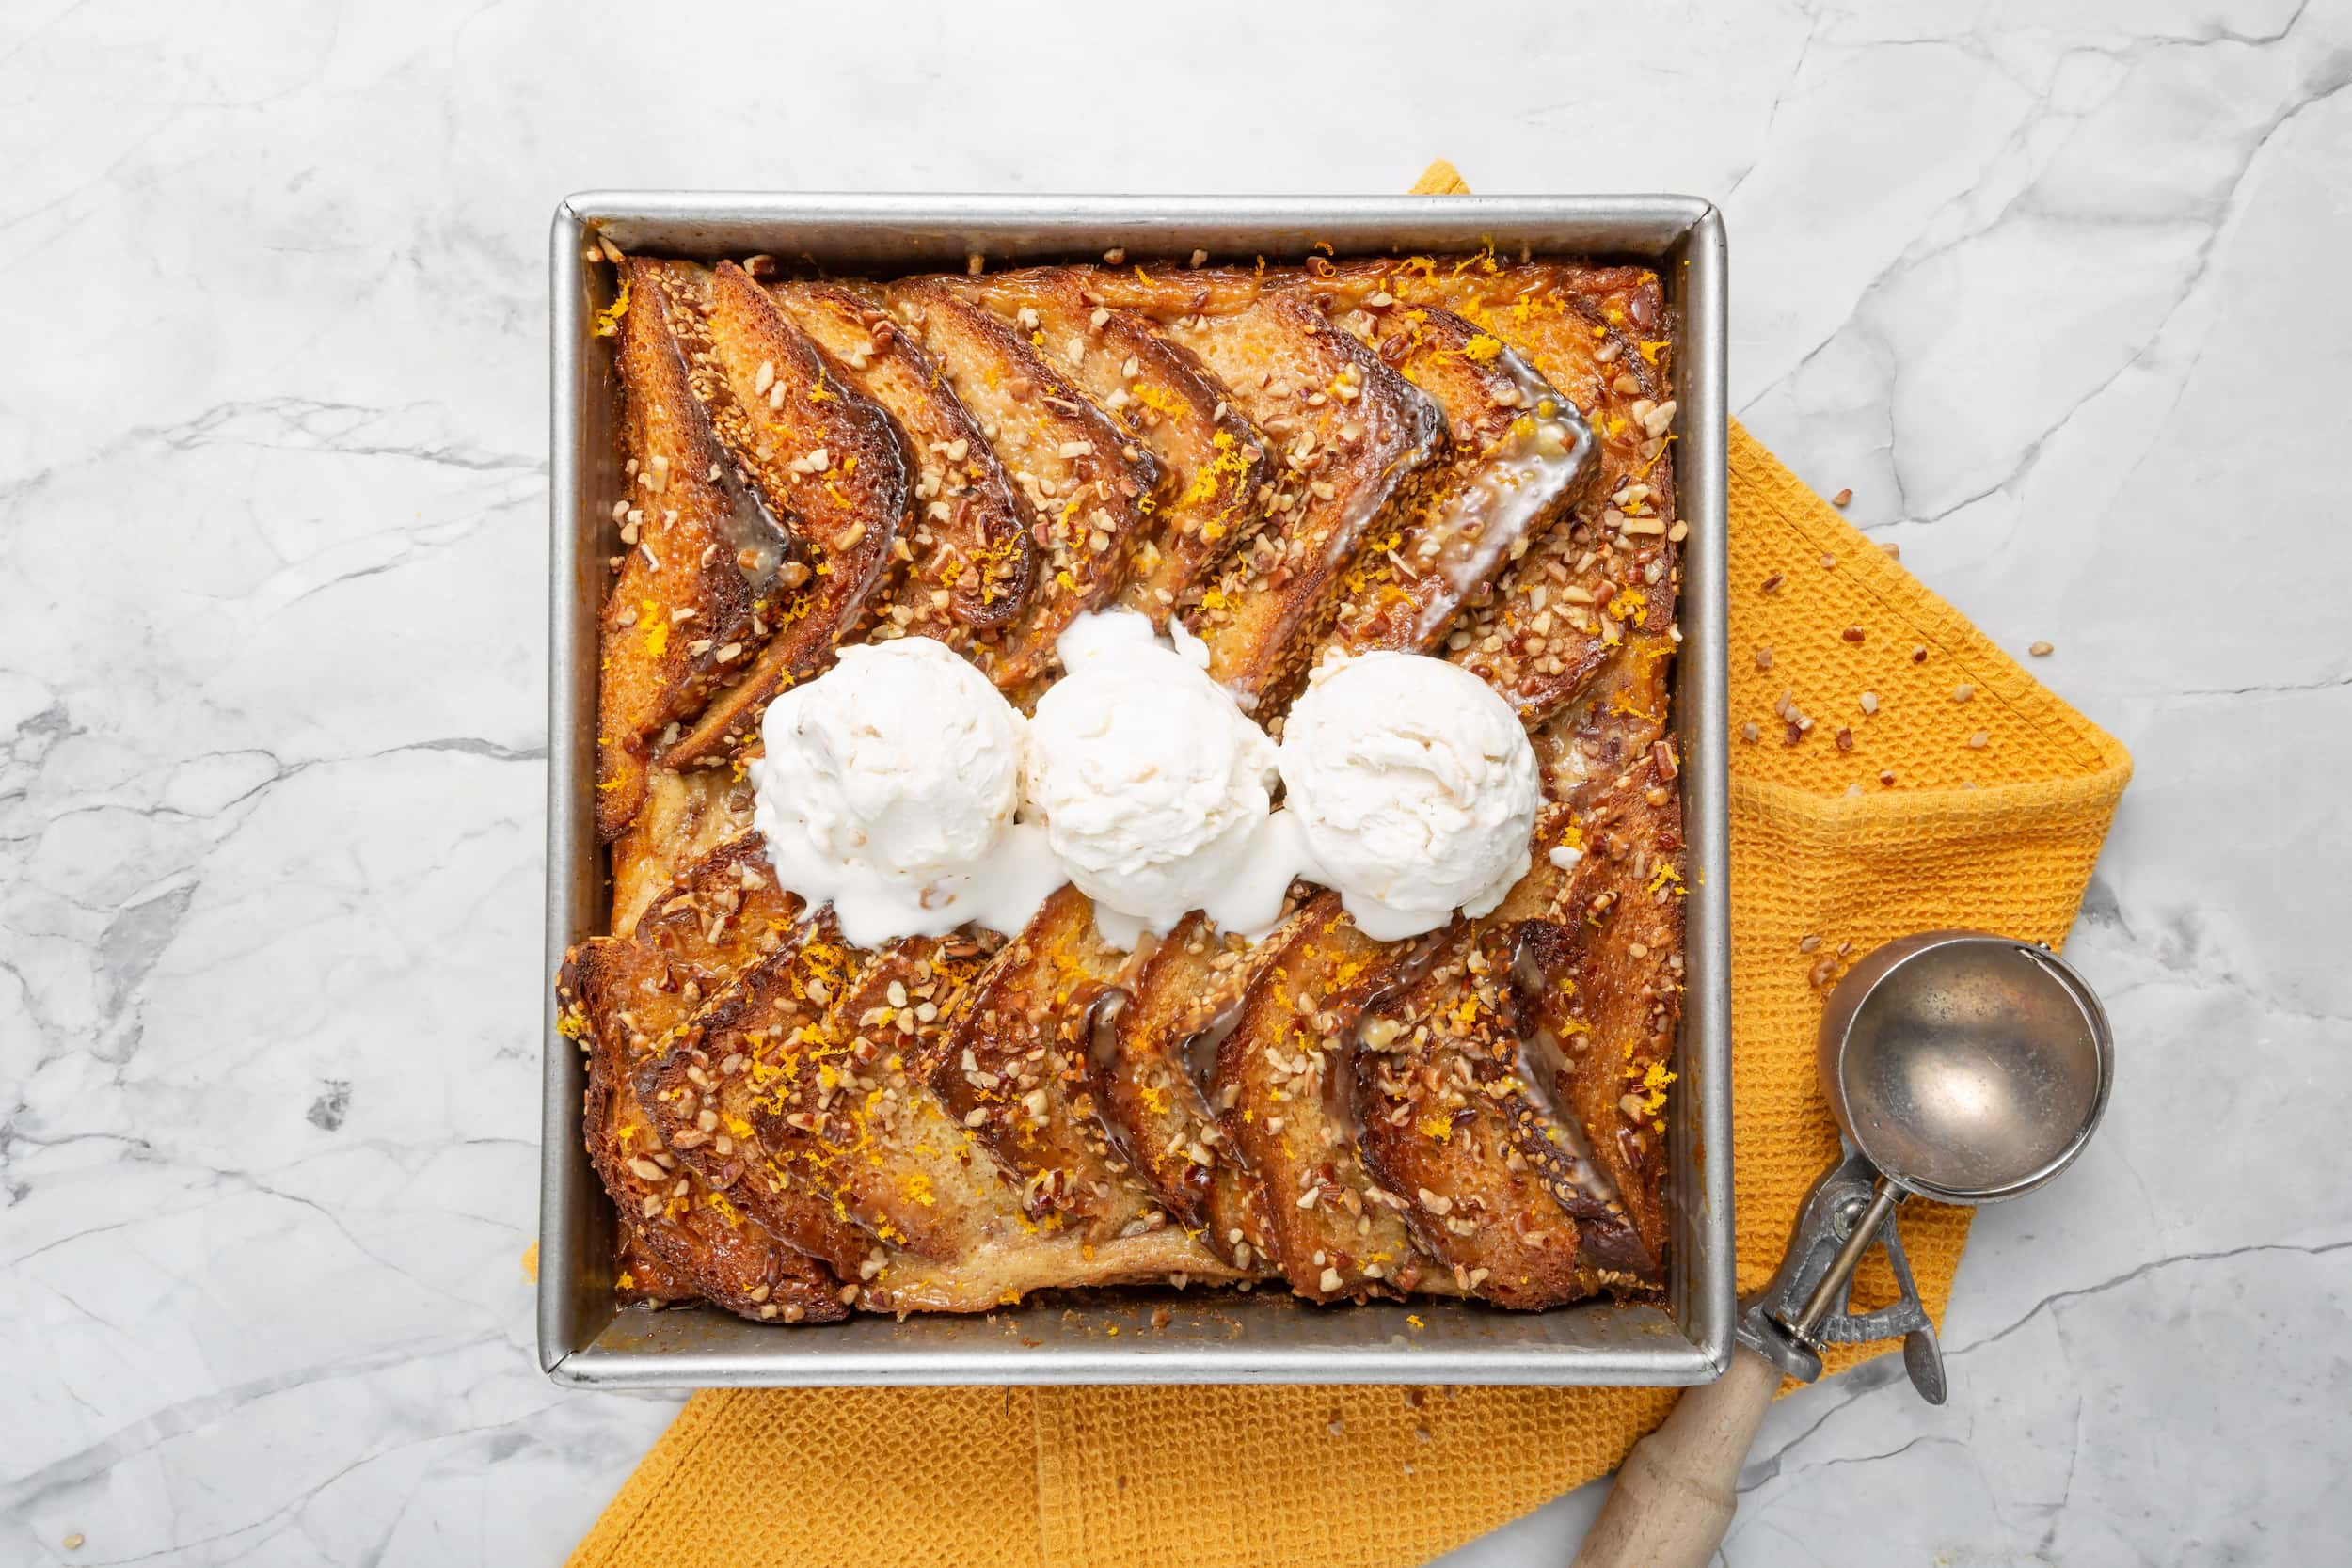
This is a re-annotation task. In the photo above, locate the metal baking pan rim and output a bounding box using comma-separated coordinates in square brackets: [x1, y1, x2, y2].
[541, 192, 1734, 1387]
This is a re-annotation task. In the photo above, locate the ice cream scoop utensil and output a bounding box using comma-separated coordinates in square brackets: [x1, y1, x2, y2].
[1572, 931, 2114, 1568]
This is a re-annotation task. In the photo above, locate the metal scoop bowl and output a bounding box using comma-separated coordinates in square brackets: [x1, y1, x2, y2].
[1574, 931, 2115, 1568]
[1824, 930, 2113, 1205]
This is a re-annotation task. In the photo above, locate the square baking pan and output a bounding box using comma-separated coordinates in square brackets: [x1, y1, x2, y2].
[540, 193, 1733, 1388]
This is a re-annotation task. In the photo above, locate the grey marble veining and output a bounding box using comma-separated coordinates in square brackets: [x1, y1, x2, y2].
[2, 1, 2346, 1563]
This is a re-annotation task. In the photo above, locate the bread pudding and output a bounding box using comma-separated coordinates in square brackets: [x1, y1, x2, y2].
[556, 245, 1686, 1322]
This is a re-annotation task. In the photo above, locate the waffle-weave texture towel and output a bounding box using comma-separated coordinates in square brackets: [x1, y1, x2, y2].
[564, 163, 2132, 1568]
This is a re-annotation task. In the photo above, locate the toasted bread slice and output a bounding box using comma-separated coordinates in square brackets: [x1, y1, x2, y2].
[765, 280, 1037, 666]
[1323, 259, 1678, 723]
[1076, 270, 1447, 707]
[632, 915, 1002, 1295]
[637, 904, 1240, 1311]
[1100, 911, 1283, 1264]
[608, 766, 756, 935]
[596, 258, 796, 837]
[951, 269, 1270, 626]
[641, 920, 1040, 1272]
[778, 932, 1025, 1261]
[1505, 721, 1683, 1275]
[580, 1026, 846, 1323]
[633, 916, 896, 1275]
[1369, 259, 1675, 436]
[1208, 894, 1455, 1302]
[565, 835, 803, 1036]
[1391, 843, 1635, 1287]
[646, 261, 905, 768]
[929, 885, 1160, 1235]
[558, 840, 845, 1323]
[1302, 297, 1591, 664]
[1527, 621, 1677, 804]
[1352, 923, 1600, 1307]
[614, 1224, 697, 1306]
[879, 279, 1158, 701]
[1485, 622, 1680, 1278]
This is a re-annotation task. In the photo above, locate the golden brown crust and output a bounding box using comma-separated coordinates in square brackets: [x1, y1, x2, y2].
[653, 262, 905, 768]
[927, 885, 1155, 1235]
[1101, 911, 1281, 1259]
[608, 766, 756, 936]
[951, 270, 1272, 626]
[580, 1032, 847, 1323]
[632, 921, 948, 1273]
[566, 835, 802, 1029]
[1207, 895, 1452, 1303]
[1076, 270, 1449, 708]
[633, 918, 887, 1275]
[596, 259, 789, 838]
[558, 839, 847, 1323]
[781, 935, 1021, 1259]
[1351, 923, 1597, 1308]
[1336, 258, 1679, 725]
[1303, 297, 1590, 665]
[660, 925, 1020, 1272]
[767, 280, 1038, 658]
[1509, 641, 1683, 1271]
[880, 279, 1159, 702]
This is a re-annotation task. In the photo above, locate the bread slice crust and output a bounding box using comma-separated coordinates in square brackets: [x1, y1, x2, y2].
[951, 269, 1272, 627]
[651, 261, 906, 769]
[766, 280, 1039, 670]
[1302, 295, 1592, 667]
[558, 837, 846, 1323]
[596, 259, 793, 836]
[1330, 257, 1680, 725]
[1206, 894, 1453, 1303]
[1076, 269, 1449, 709]
[880, 279, 1159, 702]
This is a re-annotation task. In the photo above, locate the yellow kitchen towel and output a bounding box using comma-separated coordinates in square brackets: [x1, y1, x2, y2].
[565, 164, 2131, 1568]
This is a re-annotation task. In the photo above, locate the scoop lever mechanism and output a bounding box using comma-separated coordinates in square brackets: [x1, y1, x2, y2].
[1738, 1148, 1945, 1403]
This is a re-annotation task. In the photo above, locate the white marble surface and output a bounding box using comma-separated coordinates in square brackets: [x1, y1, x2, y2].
[2, 0, 2346, 1562]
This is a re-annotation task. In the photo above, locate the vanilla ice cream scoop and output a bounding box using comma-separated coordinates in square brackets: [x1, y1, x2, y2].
[1025, 609, 1298, 947]
[1278, 652, 1540, 941]
[750, 636, 1062, 945]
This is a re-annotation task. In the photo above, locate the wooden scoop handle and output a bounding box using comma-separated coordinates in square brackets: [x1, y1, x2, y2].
[1569, 1346, 1784, 1568]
